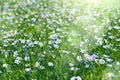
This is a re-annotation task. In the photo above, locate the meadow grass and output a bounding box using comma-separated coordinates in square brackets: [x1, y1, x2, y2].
[0, 0, 120, 80]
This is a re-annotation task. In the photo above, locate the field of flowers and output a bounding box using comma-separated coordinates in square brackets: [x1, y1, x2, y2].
[0, 0, 120, 80]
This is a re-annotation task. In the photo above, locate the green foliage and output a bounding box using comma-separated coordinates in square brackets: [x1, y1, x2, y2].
[0, 0, 120, 80]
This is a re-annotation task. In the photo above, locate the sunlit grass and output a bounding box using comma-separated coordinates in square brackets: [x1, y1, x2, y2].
[0, 0, 120, 80]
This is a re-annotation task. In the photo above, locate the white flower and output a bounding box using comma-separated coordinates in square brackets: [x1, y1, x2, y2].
[103, 55, 110, 58]
[70, 67, 80, 71]
[33, 41, 43, 47]
[71, 76, 82, 80]
[34, 41, 39, 45]
[107, 64, 113, 67]
[103, 45, 110, 49]
[41, 13, 46, 18]
[114, 26, 120, 29]
[108, 36, 114, 39]
[25, 68, 31, 72]
[95, 37, 103, 45]
[14, 57, 22, 64]
[116, 39, 120, 42]
[80, 49, 85, 53]
[116, 62, 120, 65]
[99, 59, 105, 64]
[54, 44, 59, 48]
[51, 54, 56, 58]
[40, 66, 45, 70]
[3, 64, 8, 68]
[31, 24, 35, 26]
[76, 56, 82, 62]
[107, 72, 115, 77]
[84, 54, 91, 61]
[106, 58, 113, 63]
[91, 54, 98, 61]
[74, 67, 80, 71]
[55, 39, 62, 44]
[69, 63, 74, 67]
[49, 33, 59, 39]
[3, 44, 8, 47]
[80, 42, 84, 47]
[48, 41, 54, 44]
[0, 70, 2, 73]
[24, 56, 30, 61]
[13, 51, 18, 57]
[20, 39, 25, 44]
[28, 42, 34, 47]
[31, 79, 37, 80]
[48, 62, 54, 67]
[38, 42, 43, 47]
[35, 61, 40, 67]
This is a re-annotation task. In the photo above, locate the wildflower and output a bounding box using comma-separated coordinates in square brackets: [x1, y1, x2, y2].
[24, 56, 30, 61]
[91, 54, 98, 61]
[51, 54, 56, 58]
[71, 76, 82, 80]
[71, 67, 80, 71]
[49, 33, 59, 39]
[114, 26, 120, 29]
[99, 59, 105, 64]
[95, 37, 103, 45]
[25, 68, 31, 72]
[116, 39, 120, 42]
[116, 62, 120, 65]
[108, 36, 114, 39]
[33, 41, 38, 44]
[20, 39, 25, 44]
[48, 40, 54, 44]
[35, 61, 40, 67]
[54, 44, 59, 48]
[80, 49, 85, 53]
[31, 79, 37, 80]
[103, 45, 110, 49]
[76, 56, 82, 62]
[14, 57, 22, 64]
[103, 55, 110, 58]
[84, 54, 91, 61]
[80, 42, 84, 47]
[3, 64, 8, 68]
[13, 51, 18, 57]
[106, 58, 113, 63]
[69, 63, 74, 67]
[38, 42, 43, 47]
[31, 24, 35, 26]
[40, 66, 45, 70]
[70, 67, 75, 71]
[48, 62, 54, 67]
[3, 44, 8, 47]
[28, 42, 34, 47]
[75, 67, 80, 71]
[0, 70, 2, 73]
[55, 39, 62, 44]
[107, 64, 113, 67]
[84, 61, 89, 68]
[106, 72, 115, 77]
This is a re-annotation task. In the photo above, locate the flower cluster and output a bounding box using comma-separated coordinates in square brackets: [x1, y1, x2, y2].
[0, 0, 120, 80]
